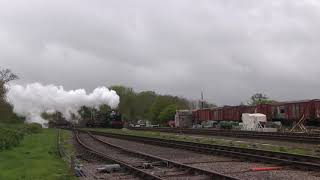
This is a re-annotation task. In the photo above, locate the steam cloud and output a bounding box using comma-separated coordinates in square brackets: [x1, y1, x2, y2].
[6, 83, 120, 126]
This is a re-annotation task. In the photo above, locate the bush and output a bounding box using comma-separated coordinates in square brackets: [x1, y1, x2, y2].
[0, 123, 42, 151]
[22, 123, 42, 134]
[0, 128, 23, 150]
[218, 121, 231, 129]
[218, 121, 238, 129]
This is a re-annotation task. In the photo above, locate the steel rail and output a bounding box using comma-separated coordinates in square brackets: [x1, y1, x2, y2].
[87, 131, 239, 180]
[129, 127, 320, 144]
[85, 130, 320, 171]
[75, 131, 164, 180]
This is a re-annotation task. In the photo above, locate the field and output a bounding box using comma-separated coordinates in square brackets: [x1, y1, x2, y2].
[0, 128, 75, 180]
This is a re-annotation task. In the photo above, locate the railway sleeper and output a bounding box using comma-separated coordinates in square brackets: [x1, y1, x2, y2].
[87, 130, 320, 172]
[86, 132, 239, 180]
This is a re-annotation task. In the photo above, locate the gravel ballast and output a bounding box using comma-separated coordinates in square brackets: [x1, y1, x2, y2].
[94, 134, 320, 180]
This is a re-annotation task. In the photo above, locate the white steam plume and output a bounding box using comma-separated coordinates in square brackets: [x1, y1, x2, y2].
[6, 83, 120, 126]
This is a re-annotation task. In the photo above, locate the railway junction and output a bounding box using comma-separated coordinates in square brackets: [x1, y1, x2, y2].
[57, 128, 320, 180]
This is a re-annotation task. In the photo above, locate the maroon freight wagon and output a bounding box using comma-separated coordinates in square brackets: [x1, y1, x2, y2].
[192, 108, 213, 124]
[192, 99, 320, 126]
[270, 99, 320, 125]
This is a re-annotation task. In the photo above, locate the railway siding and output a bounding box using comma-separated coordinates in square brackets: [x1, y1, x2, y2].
[83, 128, 319, 156]
[86, 131, 320, 180]
[130, 127, 320, 144]
[81, 129, 320, 172]
[76, 131, 238, 180]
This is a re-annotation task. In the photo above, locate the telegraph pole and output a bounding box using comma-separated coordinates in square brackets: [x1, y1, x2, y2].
[201, 91, 204, 109]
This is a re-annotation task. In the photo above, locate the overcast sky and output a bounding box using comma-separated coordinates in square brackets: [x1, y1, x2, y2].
[1, 0, 320, 105]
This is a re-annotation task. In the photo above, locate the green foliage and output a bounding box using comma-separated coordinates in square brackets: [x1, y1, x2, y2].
[0, 123, 42, 151]
[149, 95, 189, 124]
[248, 93, 275, 105]
[78, 106, 92, 119]
[61, 130, 76, 157]
[0, 68, 22, 124]
[158, 104, 177, 125]
[0, 129, 75, 180]
[110, 85, 137, 121]
[218, 121, 238, 129]
[0, 101, 24, 123]
[109, 85, 190, 124]
[0, 128, 23, 151]
[135, 91, 157, 120]
[99, 104, 111, 113]
[22, 123, 42, 134]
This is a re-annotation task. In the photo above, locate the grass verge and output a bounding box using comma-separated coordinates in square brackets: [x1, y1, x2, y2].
[0, 128, 75, 180]
[60, 129, 76, 158]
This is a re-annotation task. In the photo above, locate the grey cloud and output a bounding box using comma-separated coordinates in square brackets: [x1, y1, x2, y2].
[1, 0, 320, 105]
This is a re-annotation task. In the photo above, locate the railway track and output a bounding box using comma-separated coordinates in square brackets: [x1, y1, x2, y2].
[75, 130, 238, 180]
[75, 131, 161, 180]
[83, 130, 320, 172]
[129, 127, 320, 144]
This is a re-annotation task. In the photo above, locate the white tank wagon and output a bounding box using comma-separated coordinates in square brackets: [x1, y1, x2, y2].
[241, 113, 277, 132]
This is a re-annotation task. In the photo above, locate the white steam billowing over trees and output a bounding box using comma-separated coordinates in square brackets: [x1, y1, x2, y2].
[6, 83, 119, 126]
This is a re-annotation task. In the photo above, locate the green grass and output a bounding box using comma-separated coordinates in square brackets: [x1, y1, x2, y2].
[84, 128, 316, 157]
[61, 130, 76, 158]
[0, 129, 75, 180]
[0, 123, 42, 151]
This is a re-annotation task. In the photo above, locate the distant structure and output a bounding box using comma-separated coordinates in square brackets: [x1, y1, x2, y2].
[175, 110, 193, 128]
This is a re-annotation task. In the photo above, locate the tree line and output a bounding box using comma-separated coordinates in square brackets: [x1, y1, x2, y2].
[108, 85, 191, 125]
[79, 88, 275, 125]
[78, 86, 218, 125]
[0, 67, 275, 125]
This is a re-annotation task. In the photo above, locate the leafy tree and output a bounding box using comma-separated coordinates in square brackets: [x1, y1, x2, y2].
[248, 93, 274, 105]
[0, 68, 20, 123]
[149, 96, 171, 123]
[149, 95, 189, 124]
[78, 106, 93, 120]
[135, 91, 157, 120]
[158, 104, 177, 125]
[0, 68, 18, 103]
[99, 104, 111, 113]
[109, 86, 191, 124]
[110, 85, 137, 122]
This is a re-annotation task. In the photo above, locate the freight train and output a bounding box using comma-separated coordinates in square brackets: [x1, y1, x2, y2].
[193, 99, 320, 126]
[86, 110, 123, 128]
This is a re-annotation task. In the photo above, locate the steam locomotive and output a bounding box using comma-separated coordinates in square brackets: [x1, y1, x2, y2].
[86, 110, 123, 128]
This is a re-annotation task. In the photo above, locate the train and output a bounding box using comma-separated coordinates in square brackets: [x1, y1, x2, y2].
[86, 110, 124, 128]
[47, 110, 124, 128]
[192, 99, 320, 126]
[48, 118, 71, 128]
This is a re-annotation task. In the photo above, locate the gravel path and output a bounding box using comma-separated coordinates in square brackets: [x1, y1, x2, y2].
[95, 135, 320, 180]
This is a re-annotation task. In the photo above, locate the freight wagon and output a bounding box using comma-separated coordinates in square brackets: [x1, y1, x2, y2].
[192, 99, 320, 126]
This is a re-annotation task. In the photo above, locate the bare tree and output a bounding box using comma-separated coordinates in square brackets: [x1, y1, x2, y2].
[0, 68, 18, 84]
[0, 68, 19, 103]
